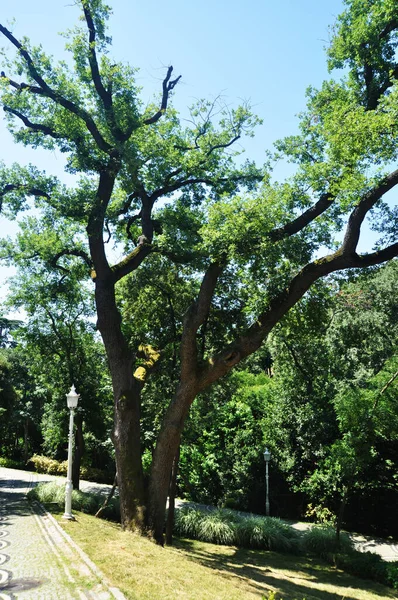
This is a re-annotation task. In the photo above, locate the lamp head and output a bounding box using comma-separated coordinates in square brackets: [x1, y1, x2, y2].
[66, 384, 80, 409]
[263, 448, 271, 462]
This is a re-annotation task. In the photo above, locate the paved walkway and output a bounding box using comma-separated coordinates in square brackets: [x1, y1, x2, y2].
[0, 468, 126, 599]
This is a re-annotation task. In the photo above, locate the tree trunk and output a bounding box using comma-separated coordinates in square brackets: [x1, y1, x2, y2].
[95, 472, 118, 518]
[166, 446, 180, 546]
[72, 416, 85, 490]
[23, 417, 29, 464]
[336, 485, 349, 546]
[95, 278, 146, 531]
[148, 380, 197, 544]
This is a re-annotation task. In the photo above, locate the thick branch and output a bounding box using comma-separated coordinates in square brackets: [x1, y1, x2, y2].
[0, 24, 112, 153]
[82, 3, 126, 142]
[82, 4, 111, 110]
[269, 192, 334, 241]
[3, 106, 62, 139]
[143, 66, 181, 125]
[111, 244, 152, 282]
[180, 260, 225, 380]
[51, 249, 92, 272]
[342, 169, 398, 253]
[198, 238, 398, 390]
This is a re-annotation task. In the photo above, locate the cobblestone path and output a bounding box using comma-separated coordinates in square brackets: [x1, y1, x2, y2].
[0, 471, 125, 599]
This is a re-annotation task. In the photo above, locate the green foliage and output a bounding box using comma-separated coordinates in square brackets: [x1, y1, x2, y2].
[0, 456, 24, 469]
[334, 551, 398, 589]
[27, 480, 120, 521]
[29, 454, 68, 476]
[301, 525, 353, 558]
[28, 454, 113, 483]
[174, 507, 300, 553]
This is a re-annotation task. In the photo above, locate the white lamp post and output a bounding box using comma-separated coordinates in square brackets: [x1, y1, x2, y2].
[63, 384, 80, 520]
[263, 447, 271, 516]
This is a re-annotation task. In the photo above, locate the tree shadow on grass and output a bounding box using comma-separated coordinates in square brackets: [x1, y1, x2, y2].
[174, 539, 396, 600]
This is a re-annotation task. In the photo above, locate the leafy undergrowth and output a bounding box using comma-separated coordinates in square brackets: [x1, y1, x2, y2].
[56, 510, 395, 600]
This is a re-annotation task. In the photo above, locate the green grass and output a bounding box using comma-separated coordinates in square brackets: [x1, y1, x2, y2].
[54, 509, 396, 600]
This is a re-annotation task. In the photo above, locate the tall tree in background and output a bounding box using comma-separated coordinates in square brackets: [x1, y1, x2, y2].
[0, 0, 398, 543]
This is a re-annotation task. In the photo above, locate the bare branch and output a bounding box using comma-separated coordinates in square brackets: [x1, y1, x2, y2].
[143, 66, 181, 126]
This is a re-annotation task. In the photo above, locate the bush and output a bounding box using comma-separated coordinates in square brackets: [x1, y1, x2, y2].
[0, 457, 25, 469]
[28, 454, 67, 476]
[28, 454, 113, 483]
[236, 516, 300, 553]
[302, 525, 353, 558]
[197, 510, 236, 545]
[174, 506, 299, 552]
[386, 562, 398, 590]
[27, 481, 120, 521]
[335, 550, 388, 583]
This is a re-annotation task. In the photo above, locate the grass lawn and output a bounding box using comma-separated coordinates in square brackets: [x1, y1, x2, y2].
[55, 510, 395, 600]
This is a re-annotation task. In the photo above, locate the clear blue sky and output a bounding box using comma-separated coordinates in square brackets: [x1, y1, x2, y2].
[0, 0, 386, 300]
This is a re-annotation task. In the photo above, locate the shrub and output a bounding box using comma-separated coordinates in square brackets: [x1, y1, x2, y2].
[28, 454, 113, 483]
[236, 516, 300, 553]
[334, 550, 388, 584]
[0, 457, 25, 469]
[386, 562, 398, 590]
[174, 507, 206, 539]
[28, 454, 67, 476]
[302, 525, 352, 558]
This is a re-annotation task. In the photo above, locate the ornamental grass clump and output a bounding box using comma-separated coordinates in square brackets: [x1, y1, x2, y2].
[27, 481, 120, 520]
[196, 509, 237, 545]
[236, 516, 300, 552]
[174, 506, 300, 553]
[302, 525, 353, 558]
[174, 507, 206, 539]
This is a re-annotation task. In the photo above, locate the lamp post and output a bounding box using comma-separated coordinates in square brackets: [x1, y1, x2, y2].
[263, 447, 271, 516]
[63, 384, 80, 520]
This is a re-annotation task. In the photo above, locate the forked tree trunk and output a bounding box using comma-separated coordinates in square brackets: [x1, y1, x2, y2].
[95, 278, 146, 531]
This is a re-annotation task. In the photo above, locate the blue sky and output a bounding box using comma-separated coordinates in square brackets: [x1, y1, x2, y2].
[0, 0, 388, 302]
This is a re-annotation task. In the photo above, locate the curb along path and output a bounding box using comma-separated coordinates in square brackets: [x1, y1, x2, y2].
[0, 469, 126, 600]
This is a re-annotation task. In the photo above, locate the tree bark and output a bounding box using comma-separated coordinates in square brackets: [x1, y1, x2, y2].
[148, 380, 197, 544]
[23, 417, 29, 464]
[166, 446, 180, 546]
[336, 486, 349, 546]
[95, 277, 146, 531]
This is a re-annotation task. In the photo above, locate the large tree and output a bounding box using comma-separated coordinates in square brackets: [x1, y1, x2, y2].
[1, 0, 398, 543]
